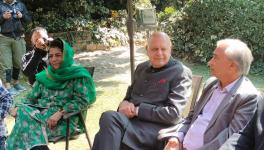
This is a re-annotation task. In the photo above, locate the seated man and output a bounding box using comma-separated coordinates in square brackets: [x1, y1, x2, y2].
[219, 93, 264, 150]
[159, 39, 260, 150]
[92, 32, 192, 150]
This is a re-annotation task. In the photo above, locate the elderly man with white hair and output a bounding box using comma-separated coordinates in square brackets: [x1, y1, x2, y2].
[21, 27, 52, 86]
[92, 32, 192, 150]
[159, 39, 260, 150]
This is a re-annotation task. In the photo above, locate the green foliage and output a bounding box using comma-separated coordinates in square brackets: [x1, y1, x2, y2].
[160, 0, 264, 74]
[136, 0, 153, 8]
[92, 10, 128, 47]
[158, 6, 176, 22]
[102, 0, 127, 10]
[23, 0, 110, 32]
[150, 0, 187, 11]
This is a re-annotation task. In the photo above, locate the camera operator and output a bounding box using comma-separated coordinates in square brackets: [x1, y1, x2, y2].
[22, 27, 53, 85]
[0, 0, 31, 95]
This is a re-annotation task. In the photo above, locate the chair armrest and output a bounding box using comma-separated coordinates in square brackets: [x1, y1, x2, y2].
[62, 107, 90, 119]
[63, 111, 81, 119]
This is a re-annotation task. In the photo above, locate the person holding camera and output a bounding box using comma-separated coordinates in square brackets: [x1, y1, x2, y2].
[0, 0, 31, 95]
[22, 27, 53, 86]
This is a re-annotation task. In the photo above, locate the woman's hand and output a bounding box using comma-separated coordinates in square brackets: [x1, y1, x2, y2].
[9, 107, 18, 118]
[164, 137, 180, 150]
[47, 110, 64, 129]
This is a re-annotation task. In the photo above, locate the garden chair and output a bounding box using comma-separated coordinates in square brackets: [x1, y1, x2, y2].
[50, 66, 95, 150]
[158, 75, 203, 141]
[182, 75, 203, 117]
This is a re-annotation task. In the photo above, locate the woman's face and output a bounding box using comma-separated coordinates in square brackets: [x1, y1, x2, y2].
[49, 47, 63, 70]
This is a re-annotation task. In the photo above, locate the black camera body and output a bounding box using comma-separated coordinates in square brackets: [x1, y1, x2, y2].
[43, 38, 51, 46]
[9, 8, 18, 18]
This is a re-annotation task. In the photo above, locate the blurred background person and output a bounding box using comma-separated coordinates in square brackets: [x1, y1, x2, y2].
[22, 27, 52, 85]
[0, 0, 31, 95]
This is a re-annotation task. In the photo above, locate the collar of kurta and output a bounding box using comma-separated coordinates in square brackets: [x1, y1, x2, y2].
[149, 57, 175, 73]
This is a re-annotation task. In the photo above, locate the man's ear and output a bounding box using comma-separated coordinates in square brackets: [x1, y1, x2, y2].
[230, 61, 239, 72]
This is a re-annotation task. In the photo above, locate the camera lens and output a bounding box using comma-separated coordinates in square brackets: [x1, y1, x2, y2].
[43, 38, 51, 46]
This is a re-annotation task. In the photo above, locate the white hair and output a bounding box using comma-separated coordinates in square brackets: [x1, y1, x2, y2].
[147, 32, 172, 49]
[31, 27, 48, 35]
[217, 39, 253, 75]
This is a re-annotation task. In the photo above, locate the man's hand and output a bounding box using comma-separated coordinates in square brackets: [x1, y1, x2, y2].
[47, 110, 64, 130]
[118, 100, 136, 118]
[35, 37, 48, 50]
[164, 137, 180, 150]
[3, 11, 12, 19]
[16, 11, 22, 19]
[9, 107, 18, 118]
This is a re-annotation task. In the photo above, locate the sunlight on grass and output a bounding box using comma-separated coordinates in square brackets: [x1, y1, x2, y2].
[86, 79, 129, 142]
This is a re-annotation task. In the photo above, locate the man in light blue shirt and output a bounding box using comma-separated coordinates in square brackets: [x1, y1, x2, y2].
[159, 39, 260, 150]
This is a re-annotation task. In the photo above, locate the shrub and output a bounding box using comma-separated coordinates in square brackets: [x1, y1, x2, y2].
[150, 0, 186, 11]
[22, 0, 110, 32]
[92, 10, 128, 47]
[158, 6, 176, 22]
[161, 0, 264, 74]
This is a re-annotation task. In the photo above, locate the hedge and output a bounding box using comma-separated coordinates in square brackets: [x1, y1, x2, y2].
[161, 0, 264, 74]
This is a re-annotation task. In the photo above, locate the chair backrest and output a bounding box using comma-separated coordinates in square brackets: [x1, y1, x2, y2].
[85, 66, 95, 77]
[182, 75, 203, 117]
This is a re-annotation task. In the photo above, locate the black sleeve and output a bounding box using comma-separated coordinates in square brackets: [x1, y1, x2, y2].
[0, 12, 4, 24]
[21, 48, 47, 77]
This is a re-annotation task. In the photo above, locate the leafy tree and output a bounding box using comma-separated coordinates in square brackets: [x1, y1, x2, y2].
[150, 0, 188, 11]
[22, 0, 111, 32]
[161, 0, 264, 74]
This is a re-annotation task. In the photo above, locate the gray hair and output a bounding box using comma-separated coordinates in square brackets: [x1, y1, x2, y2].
[147, 32, 172, 49]
[31, 27, 47, 35]
[217, 39, 253, 75]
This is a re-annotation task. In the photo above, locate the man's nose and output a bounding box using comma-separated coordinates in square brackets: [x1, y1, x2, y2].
[50, 56, 55, 62]
[156, 49, 162, 55]
[208, 59, 213, 67]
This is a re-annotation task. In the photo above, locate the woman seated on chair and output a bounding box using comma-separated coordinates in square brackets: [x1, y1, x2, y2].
[6, 38, 96, 150]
